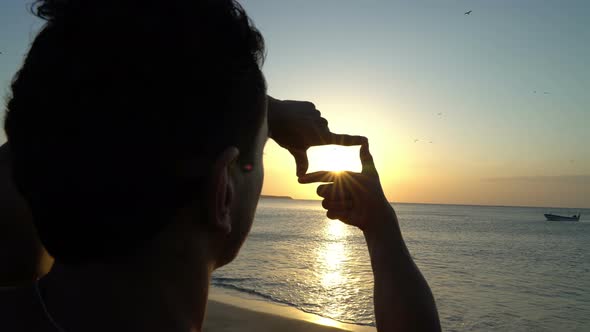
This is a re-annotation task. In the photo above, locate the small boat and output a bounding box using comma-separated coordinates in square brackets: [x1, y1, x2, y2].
[544, 213, 581, 221]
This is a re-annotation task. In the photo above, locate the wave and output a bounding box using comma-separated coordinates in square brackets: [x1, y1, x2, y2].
[211, 279, 295, 307]
[210, 279, 375, 327]
[211, 277, 254, 283]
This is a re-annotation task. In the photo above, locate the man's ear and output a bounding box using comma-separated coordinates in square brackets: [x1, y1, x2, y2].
[209, 146, 240, 234]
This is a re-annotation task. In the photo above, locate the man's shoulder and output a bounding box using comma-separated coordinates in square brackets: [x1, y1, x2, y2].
[0, 285, 49, 331]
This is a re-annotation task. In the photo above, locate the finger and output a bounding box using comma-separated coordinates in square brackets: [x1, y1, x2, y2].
[284, 100, 316, 110]
[326, 209, 350, 220]
[317, 183, 353, 200]
[322, 199, 353, 210]
[316, 184, 332, 197]
[326, 133, 367, 146]
[298, 171, 338, 184]
[303, 101, 316, 109]
[360, 140, 378, 176]
[316, 117, 328, 128]
[289, 149, 308, 177]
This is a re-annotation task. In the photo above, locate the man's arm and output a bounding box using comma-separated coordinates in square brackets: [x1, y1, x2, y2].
[363, 209, 440, 331]
[299, 141, 441, 331]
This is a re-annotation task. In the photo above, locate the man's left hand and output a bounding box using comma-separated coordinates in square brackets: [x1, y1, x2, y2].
[267, 96, 366, 177]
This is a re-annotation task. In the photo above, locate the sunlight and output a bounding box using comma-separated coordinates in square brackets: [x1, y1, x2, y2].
[306, 219, 351, 320]
[322, 242, 345, 275]
[306, 145, 362, 173]
[317, 220, 349, 287]
[325, 218, 347, 240]
[308, 315, 345, 329]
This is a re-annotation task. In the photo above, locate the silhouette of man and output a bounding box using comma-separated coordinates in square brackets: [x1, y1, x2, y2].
[0, 143, 49, 286]
[0, 1, 440, 331]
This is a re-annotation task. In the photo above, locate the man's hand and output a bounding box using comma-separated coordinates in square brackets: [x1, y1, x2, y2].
[297, 140, 394, 231]
[298, 139, 441, 331]
[267, 96, 365, 176]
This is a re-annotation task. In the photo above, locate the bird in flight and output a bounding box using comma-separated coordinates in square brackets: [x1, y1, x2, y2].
[543, 92, 550, 95]
[414, 139, 419, 143]
[437, 112, 443, 116]
[464, 10, 472, 15]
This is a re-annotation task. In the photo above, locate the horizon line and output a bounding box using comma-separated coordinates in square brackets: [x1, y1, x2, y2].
[260, 195, 588, 210]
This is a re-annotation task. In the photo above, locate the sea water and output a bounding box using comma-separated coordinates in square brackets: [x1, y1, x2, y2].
[213, 198, 590, 331]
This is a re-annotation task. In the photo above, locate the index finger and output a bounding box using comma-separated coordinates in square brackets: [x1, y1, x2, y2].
[298, 171, 339, 184]
[325, 133, 367, 146]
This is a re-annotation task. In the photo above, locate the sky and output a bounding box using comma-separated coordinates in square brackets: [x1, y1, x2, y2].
[1, 0, 589, 208]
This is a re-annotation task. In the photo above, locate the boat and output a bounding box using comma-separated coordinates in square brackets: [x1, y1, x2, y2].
[544, 213, 581, 221]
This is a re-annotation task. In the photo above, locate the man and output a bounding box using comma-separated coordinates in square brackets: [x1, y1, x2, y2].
[0, 1, 440, 331]
[0, 143, 48, 286]
[0, 96, 349, 286]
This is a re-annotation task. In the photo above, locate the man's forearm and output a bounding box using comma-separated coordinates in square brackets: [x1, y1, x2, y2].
[363, 213, 441, 332]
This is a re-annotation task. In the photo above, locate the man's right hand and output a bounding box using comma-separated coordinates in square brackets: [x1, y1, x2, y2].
[297, 139, 395, 232]
[298, 139, 441, 332]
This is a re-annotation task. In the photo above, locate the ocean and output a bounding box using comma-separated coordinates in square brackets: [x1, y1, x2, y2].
[213, 198, 590, 331]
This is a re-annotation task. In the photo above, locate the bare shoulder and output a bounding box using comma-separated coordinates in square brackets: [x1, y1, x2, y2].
[0, 285, 49, 331]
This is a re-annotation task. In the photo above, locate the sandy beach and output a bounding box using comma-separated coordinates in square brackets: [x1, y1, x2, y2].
[204, 287, 375, 332]
[204, 301, 349, 332]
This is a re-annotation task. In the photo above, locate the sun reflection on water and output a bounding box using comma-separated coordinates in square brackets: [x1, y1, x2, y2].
[313, 219, 351, 319]
[325, 218, 347, 239]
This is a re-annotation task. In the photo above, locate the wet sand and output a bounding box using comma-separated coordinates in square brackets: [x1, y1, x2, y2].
[204, 287, 375, 332]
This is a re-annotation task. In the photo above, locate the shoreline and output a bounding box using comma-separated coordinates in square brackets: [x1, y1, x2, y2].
[206, 286, 376, 332]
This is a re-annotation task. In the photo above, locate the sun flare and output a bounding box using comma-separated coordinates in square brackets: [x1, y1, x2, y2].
[306, 145, 362, 173]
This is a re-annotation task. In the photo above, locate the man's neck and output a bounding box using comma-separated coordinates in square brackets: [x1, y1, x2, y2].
[40, 255, 212, 332]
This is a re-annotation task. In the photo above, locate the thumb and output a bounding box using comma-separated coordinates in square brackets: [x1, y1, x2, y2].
[289, 149, 309, 177]
[360, 140, 378, 176]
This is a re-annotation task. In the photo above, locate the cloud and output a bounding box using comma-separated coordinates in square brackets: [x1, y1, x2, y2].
[482, 175, 590, 185]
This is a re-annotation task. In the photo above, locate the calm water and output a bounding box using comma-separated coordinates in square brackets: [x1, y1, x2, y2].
[213, 199, 590, 331]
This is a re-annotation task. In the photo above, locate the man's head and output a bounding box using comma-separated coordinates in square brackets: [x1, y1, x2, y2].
[4, 0, 267, 266]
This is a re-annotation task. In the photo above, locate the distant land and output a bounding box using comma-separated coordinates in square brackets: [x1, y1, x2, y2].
[260, 195, 293, 200]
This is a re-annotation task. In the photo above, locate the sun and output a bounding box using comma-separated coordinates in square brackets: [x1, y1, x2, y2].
[306, 145, 362, 173]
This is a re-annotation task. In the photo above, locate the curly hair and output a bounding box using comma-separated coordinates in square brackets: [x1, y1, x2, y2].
[4, 0, 266, 264]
